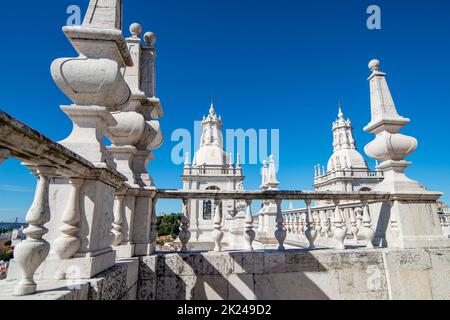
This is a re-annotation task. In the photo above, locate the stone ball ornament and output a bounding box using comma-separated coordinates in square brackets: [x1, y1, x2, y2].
[130, 23, 142, 37]
[369, 59, 380, 71]
[144, 32, 157, 46]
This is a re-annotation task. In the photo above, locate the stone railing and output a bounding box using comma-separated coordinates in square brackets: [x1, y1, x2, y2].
[156, 189, 420, 252]
[0, 0, 164, 297]
[281, 201, 380, 249]
[314, 168, 383, 185]
[0, 107, 159, 297]
[0, 109, 128, 295]
[183, 165, 241, 176]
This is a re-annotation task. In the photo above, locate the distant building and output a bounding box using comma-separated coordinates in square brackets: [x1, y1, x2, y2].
[314, 104, 384, 205]
[181, 102, 244, 245]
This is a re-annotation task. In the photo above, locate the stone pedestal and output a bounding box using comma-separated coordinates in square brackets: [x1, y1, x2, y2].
[385, 199, 450, 249]
[363, 59, 450, 250]
[114, 244, 136, 259]
[107, 146, 137, 184]
[132, 192, 155, 256]
[59, 105, 116, 168]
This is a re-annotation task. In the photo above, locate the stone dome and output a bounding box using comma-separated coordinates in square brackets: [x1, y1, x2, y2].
[194, 145, 229, 166]
[327, 148, 369, 171]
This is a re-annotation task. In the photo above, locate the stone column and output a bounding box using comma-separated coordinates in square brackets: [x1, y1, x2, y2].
[132, 190, 156, 256]
[23, 0, 132, 280]
[258, 156, 279, 245]
[364, 59, 449, 249]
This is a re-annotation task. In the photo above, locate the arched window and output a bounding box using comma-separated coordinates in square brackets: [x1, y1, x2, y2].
[203, 186, 221, 220]
[203, 200, 212, 220]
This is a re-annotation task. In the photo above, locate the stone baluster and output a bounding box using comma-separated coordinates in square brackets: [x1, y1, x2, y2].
[355, 207, 363, 231]
[212, 200, 224, 252]
[53, 178, 84, 259]
[319, 210, 327, 236]
[258, 211, 264, 233]
[324, 211, 331, 237]
[244, 200, 256, 251]
[295, 212, 301, 234]
[304, 200, 318, 249]
[0, 148, 10, 165]
[349, 207, 359, 241]
[359, 201, 375, 249]
[111, 194, 125, 246]
[301, 212, 306, 234]
[333, 200, 348, 250]
[286, 213, 292, 233]
[149, 196, 158, 253]
[282, 213, 288, 232]
[179, 199, 191, 252]
[275, 200, 286, 251]
[314, 210, 322, 235]
[13, 166, 54, 296]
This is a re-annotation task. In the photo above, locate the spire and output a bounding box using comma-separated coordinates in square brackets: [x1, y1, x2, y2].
[267, 155, 279, 189]
[184, 152, 191, 168]
[364, 59, 410, 133]
[229, 152, 234, 169]
[332, 101, 356, 151]
[236, 153, 242, 169]
[364, 59, 420, 192]
[209, 96, 216, 116]
[260, 160, 269, 189]
[338, 100, 344, 120]
[83, 0, 123, 30]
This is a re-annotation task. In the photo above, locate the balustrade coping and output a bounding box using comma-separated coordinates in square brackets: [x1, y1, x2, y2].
[0, 109, 127, 189]
[156, 189, 442, 202]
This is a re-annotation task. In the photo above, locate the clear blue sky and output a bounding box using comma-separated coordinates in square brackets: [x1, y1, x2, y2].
[0, 0, 449, 221]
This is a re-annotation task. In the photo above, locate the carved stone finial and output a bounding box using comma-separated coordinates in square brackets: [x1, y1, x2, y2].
[144, 32, 157, 47]
[130, 23, 142, 38]
[368, 59, 380, 72]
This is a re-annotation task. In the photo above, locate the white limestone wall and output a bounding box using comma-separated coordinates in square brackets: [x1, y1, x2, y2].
[138, 249, 450, 300]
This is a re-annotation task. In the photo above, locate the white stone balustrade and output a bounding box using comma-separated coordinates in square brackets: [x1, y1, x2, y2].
[111, 193, 126, 246]
[53, 178, 84, 259]
[304, 200, 318, 249]
[0, 0, 448, 300]
[179, 199, 191, 252]
[13, 166, 54, 296]
[212, 200, 224, 252]
[244, 200, 256, 251]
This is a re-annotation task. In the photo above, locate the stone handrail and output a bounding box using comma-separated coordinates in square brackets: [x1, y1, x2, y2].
[0, 110, 126, 188]
[155, 189, 439, 252]
[155, 189, 440, 202]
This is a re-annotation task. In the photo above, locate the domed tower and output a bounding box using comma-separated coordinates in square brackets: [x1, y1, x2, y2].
[314, 103, 383, 196]
[181, 100, 244, 248]
[193, 101, 229, 166]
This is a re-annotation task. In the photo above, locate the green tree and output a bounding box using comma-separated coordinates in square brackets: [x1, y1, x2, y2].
[156, 213, 182, 238]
